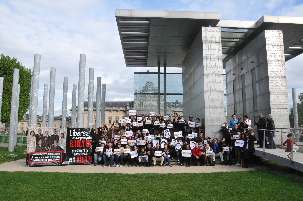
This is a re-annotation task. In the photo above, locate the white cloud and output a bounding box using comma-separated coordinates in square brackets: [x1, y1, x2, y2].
[0, 0, 303, 116]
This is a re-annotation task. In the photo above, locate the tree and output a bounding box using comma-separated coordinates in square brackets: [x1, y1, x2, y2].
[289, 92, 303, 128]
[0, 54, 31, 123]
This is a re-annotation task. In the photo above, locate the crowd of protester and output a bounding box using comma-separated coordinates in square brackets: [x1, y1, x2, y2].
[91, 112, 257, 168]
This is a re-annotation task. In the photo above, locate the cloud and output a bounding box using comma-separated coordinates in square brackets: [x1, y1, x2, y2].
[0, 0, 303, 116]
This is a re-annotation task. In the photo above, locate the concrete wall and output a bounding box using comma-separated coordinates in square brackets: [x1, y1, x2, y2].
[183, 27, 225, 137]
[226, 30, 289, 141]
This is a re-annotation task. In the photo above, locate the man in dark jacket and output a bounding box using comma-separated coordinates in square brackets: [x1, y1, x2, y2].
[266, 114, 276, 149]
[256, 113, 267, 147]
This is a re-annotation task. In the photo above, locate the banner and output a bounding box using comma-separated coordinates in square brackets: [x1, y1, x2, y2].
[28, 151, 64, 167]
[27, 127, 66, 166]
[66, 128, 93, 165]
[182, 150, 192, 158]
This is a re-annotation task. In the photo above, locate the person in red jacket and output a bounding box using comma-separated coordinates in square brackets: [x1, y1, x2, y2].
[192, 143, 205, 166]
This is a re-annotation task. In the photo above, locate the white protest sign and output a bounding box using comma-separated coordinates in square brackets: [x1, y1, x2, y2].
[154, 121, 160, 126]
[124, 148, 131, 154]
[192, 132, 198, 138]
[95, 147, 103, 152]
[137, 116, 142, 121]
[154, 151, 162, 157]
[204, 140, 208, 145]
[235, 140, 244, 147]
[188, 121, 196, 128]
[190, 141, 196, 149]
[182, 150, 192, 158]
[167, 123, 173, 129]
[152, 139, 159, 147]
[142, 129, 149, 134]
[187, 134, 194, 139]
[223, 147, 230, 152]
[138, 155, 148, 163]
[164, 129, 171, 139]
[121, 139, 128, 145]
[114, 149, 121, 155]
[178, 119, 185, 124]
[206, 150, 214, 156]
[137, 140, 146, 146]
[145, 120, 152, 125]
[132, 122, 138, 127]
[160, 123, 166, 128]
[174, 131, 183, 138]
[130, 151, 138, 158]
[125, 131, 133, 137]
[129, 110, 137, 116]
[128, 140, 136, 146]
[137, 122, 143, 127]
[126, 119, 131, 124]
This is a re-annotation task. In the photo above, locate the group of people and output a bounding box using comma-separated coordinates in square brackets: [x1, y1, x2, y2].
[91, 113, 256, 168]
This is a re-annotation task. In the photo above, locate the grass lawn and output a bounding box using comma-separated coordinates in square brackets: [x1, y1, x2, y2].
[0, 146, 26, 164]
[0, 170, 302, 201]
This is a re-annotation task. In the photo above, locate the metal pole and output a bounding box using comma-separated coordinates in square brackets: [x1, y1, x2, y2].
[157, 61, 161, 115]
[263, 129, 266, 152]
[164, 63, 167, 116]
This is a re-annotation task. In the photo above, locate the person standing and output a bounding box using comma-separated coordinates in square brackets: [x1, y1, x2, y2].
[266, 114, 276, 149]
[256, 113, 267, 148]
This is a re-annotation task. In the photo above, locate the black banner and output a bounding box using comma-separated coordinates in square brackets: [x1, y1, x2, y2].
[28, 151, 64, 166]
[66, 128, 93, 164]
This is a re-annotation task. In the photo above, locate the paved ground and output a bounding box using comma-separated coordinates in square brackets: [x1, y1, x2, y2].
[0, 159, 254, 174]
[255, 147, 303, 172]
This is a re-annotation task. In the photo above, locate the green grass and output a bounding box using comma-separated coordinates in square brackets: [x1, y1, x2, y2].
[0, 170, 302, 201]
[0, 146, 26, 164]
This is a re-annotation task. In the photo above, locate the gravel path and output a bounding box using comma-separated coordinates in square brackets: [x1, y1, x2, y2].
[0, 159, 254, 174]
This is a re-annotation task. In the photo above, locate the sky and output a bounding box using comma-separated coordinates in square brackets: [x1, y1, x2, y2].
[0, 0, 303, 115]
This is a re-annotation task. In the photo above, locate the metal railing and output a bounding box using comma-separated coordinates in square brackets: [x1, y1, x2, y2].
[256, 128, 303, 161]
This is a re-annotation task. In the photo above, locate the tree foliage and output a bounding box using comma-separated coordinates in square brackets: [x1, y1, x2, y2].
[290, 92, 303, 127]
[0, 54, 31, 123]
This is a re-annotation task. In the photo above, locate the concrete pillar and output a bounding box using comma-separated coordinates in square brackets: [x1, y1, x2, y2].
[226, 30, 289, 142]
[292, 88, 299, 129]
[0, 77, 4, 123]
[71, 84, 77, 128]
[61, 77, 68, 129]
[77, 54, 86, 128]
[164, 64, 167, 115]
[182, 27, 225, 137]
[42, 84, 48, 127]
[29, 54, 41, 128]
[48, 67, 56, 128]
[101, 84, 106, 125]
[8, 69, 19, 152]
[13, 84, 20, 147]
[95, 77, 102, 128]
[88, 68, 94, 128]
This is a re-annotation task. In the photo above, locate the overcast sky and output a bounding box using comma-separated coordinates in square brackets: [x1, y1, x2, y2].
[0, 0, 303, 115]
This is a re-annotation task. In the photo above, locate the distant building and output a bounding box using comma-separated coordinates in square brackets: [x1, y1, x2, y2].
[17, 101, 134, 132]
[134, 71, 183, 115]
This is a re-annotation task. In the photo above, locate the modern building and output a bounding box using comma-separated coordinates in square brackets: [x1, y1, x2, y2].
[116, 9, 303, 140]
[134, 71, 183, 115]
